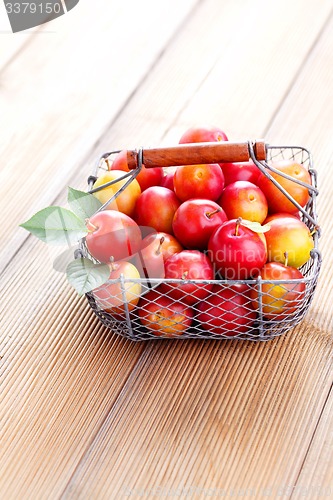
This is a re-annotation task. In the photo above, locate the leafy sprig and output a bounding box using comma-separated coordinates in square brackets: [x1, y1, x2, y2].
[20, 188, 108, 294]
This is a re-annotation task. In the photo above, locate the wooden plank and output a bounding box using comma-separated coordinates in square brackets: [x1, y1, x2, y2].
[61, 331, 332, 498]
[292, 387, 333, 499]
[0, 0, 198, 274]
[0, 33, 36, 70]
[0, 14, 41, 68]
[0, 238, 147, 498]
[264, 9, 333, 499]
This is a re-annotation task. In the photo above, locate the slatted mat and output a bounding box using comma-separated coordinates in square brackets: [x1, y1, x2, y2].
[0, 0, 332, 498]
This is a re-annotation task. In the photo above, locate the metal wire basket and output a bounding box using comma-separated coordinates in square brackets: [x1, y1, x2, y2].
[80, 140, 321, 341]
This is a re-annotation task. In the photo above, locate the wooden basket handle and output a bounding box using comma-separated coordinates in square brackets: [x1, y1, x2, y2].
[127, 140, 266, 169]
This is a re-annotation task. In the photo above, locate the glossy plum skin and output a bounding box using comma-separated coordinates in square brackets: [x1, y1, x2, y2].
[264, 215, 314, 268]
[220, 160, 260, 185]
[207, 219, 267, 280]
[132, 232, 183, 280]
[160, 171, 175, 191]
[173, 163, 225, 202]
[178, 125, 228, 144]
[257, 160, 311, 214]
[218, 181, 268, 223]
[134, 186, 181, 234]
[172, 199, 227, 249]
[140, 232, 183, 261]
[85, 210, 142, 263]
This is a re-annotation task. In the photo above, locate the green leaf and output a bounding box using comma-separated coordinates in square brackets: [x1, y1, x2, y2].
[20, 206, 88, 245]
[68, 187, 102, 220]
[240, 219, 271, 233]
[66, 258, 110, 295]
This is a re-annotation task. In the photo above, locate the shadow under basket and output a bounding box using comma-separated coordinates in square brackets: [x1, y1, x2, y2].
[81, 140, 322, 341]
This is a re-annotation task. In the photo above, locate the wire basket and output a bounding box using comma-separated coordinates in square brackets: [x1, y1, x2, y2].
[80, 140, 321, 341]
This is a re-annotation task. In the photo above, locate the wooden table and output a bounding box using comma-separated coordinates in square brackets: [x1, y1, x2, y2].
[1, 1, 332, 498]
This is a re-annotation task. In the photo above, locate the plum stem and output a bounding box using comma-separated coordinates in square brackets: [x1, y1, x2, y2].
[85, 218, 98, 233]
[234, 217, 242, 236]
[206, 207, 222, 219]
[284, 252, 289, 267]
[156, 236, 165, 255]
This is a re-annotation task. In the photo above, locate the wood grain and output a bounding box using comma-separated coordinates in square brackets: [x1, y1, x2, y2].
[265, 11, 333, 496]
[61, 331, 331, 498]
[0, 239, 146, 497]
[293, 387, 333, 498]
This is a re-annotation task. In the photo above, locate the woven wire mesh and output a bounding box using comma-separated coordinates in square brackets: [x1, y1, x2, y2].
[82, 145, 321, 341]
